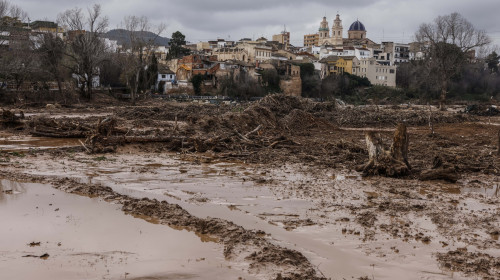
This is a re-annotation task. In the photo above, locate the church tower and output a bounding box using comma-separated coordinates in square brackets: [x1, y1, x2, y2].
[331, 14, 343, 46]
[318, 16, 330, 45]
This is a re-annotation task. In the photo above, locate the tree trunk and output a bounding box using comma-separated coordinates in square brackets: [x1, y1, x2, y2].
[356, 123, 411, 177]
[132, 70, 140, 105]
[439, 79, 447, 110]
[86, 78, 93, 100]
[390, 123, 411, 169]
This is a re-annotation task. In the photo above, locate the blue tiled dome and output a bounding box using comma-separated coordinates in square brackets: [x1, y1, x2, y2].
[349, 20, 366, 31]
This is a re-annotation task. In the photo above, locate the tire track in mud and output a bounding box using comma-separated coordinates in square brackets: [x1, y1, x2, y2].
[0, 170, 326, 280]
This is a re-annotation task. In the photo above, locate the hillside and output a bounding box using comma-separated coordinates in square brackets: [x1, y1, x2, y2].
[103, 29, 170, 47]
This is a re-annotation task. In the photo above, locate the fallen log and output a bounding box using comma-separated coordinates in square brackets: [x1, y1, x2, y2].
[419, 156, 459, 183]
[356, 123, 411, 177]
[420, 168, 458, 183]
[31, 129, 88, 138]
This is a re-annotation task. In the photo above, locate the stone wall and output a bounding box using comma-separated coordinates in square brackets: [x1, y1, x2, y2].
[279, 76, 302, 97]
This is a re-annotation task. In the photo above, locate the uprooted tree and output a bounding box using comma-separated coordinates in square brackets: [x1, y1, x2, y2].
[357, 123, 411, 177]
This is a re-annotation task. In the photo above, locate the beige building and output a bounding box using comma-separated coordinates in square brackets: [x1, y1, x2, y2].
[306, 14, 344, 47]
[214, 47, 249, 62]
[330, 14, 343, 46]
[303, 33, 319, 47]
[238, 41, 273, 63]
[272, 31, 290, 48]
[352, 58, 397, 87]
[279, 64, 302, 97]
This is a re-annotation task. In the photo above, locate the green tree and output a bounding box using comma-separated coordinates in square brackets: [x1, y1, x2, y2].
[191, 74, 203, 95]
[167, 31, 190, 59]
[260, 68, 281, 93]
[295, 62, 320, 97]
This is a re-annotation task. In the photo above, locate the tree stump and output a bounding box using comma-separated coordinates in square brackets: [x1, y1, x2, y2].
[357, 123, 411, 177]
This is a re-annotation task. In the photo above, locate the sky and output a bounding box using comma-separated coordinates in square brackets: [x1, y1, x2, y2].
[13, 0, 500, 48]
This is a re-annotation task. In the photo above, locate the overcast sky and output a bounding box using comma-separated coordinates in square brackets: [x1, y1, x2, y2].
[14, 0, 500, 47]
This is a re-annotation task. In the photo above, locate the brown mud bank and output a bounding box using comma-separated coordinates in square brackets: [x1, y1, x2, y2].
[0, 172, 325, 280]
[0, 179, 255, 280]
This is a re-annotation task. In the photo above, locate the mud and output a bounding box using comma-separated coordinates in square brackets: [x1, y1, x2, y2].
[0, 179, 255, 280]
[1, 96, 499, 279]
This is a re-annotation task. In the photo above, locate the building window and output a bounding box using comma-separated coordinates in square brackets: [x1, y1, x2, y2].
[390, 69, 395, 74]
[162, 75, 166, 78]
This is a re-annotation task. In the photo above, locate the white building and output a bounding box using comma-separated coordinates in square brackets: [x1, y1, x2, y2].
[352, 58, 397, 87]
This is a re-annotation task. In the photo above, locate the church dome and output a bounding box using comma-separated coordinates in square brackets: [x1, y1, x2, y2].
[349, 20, 366, 31]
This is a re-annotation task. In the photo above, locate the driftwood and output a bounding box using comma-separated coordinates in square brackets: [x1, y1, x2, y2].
[419, 156, 459, 183]
[357, 123, 411, 177]
[31, 117, 93, 138]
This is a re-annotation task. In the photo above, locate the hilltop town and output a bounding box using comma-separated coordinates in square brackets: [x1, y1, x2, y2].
[1, 4, 498, 105]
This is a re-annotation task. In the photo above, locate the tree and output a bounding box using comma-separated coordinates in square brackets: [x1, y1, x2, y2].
[58, 4, 109, 100]
[37, 33, 67, 97]
[0, 2, 37, 101]
[0, 0, 28, 23]
[486, 51, 499, 73]
[167, 31, 190, 59]
[191, 74, 203, 95]
[119, 15, 165, 104]
[415, 12, 491, 108]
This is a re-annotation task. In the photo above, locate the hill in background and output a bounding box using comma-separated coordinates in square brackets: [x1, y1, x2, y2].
[103, 29, 170, 47]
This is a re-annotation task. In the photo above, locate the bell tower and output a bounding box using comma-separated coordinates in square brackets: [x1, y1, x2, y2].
[332, 13, 343, 46]
[318, 16, 330, 44]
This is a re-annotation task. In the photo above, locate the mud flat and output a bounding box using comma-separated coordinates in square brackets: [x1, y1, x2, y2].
[1, 95, 499, 279]
[0, 179, 255, 280]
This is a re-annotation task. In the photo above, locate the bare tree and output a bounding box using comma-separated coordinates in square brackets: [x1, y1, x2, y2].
[0, 0, 27, 21]
[416, 12, 491, 109]
[37, 33, 67, 97]
[120, 15, 165, 104]
[0, 1, 36, 101]
[58, 4, 109, 100]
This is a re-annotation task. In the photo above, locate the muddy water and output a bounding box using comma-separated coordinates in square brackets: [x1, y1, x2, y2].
[0, 179, 255, 280]
[0, 136, 82, 151]
[12, 153, 472, 279]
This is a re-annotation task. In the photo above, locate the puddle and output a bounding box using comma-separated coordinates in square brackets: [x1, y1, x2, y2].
[0, 136, 82, 151]
[0, 180, 254, 280]
[463, 184, 499, 197]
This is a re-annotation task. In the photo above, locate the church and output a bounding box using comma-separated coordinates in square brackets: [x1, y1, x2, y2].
[304, 14, 376, 48]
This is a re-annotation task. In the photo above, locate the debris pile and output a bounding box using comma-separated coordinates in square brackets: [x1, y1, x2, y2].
[29, 117, 96, 138]
[1, 109, 23, 127]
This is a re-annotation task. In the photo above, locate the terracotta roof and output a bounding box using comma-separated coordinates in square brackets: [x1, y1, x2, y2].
[319, 55, 340, 63]
[340, 56, 357, 60]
